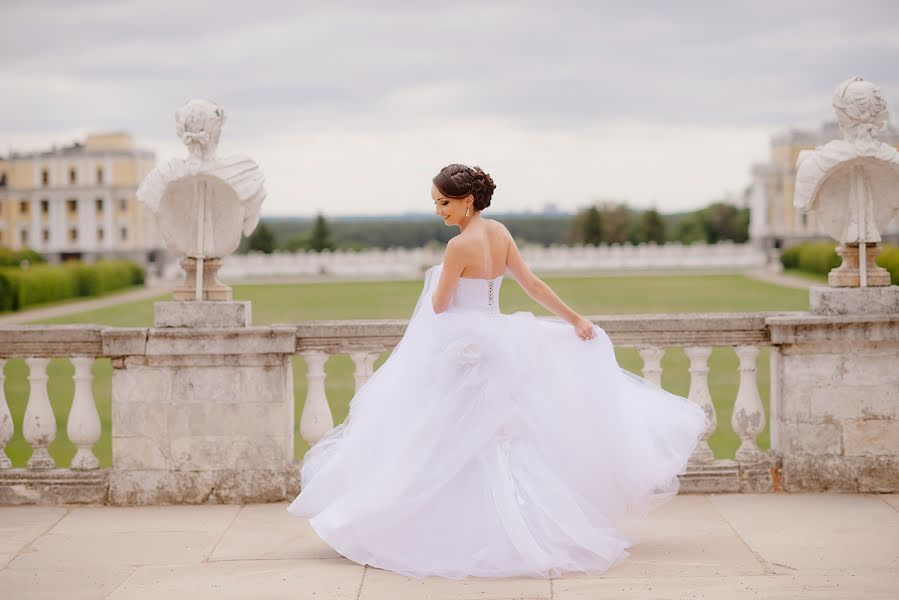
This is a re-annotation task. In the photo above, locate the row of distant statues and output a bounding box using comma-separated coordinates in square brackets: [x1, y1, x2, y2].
[137, 77, 899, 297]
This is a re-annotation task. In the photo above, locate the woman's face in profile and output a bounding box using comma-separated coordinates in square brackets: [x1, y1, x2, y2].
[432, 183, 469, 227]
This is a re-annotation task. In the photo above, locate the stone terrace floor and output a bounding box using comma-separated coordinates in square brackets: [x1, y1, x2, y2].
[1, 494, 897, 600]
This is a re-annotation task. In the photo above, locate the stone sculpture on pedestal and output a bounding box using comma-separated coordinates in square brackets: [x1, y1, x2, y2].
[794, 76, 899, 313]
[137, 99, 266, 325]
[110, 102, 295, 504]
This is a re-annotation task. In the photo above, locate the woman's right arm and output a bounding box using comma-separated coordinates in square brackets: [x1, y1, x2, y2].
[502, 227, 597, 340]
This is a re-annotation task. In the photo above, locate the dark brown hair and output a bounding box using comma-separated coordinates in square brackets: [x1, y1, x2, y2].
[432, 164, 496, 211]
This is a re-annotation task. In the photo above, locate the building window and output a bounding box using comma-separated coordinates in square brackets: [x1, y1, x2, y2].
[120, 226, 128, 241]
[96, 198, 104, 212]
[41, 169, 49, 186]
[69, 228, 78, 242]
[69, 168, 77, 185]
[0, 172, 6, 187]
[20, 229, 28, 245]
[41, 199, 49, 215]
[97, 228, 105, 242]
[19, 200, 29, 214]
[42, 229, 50, 243]
[67, 199, 78, 214]
[800, 213, 808, 228]
[119, 197, 128, 211]
[96, 167, 104, 185]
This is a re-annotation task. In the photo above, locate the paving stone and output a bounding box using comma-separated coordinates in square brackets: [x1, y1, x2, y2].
[49, 504, 239, 534]
[553, 574, 898, 600]
[107, 558, 362, 600]
[0, 566, 136, 600]
[882, 494, 899, 511]
[0, 506, 67, 569]
[359, 568, 550, 600]
[211, 503, 340, 560]
[602, 495, 767, 577]
[709, 493, 899, 573]
[0, 506, 67, 568]
[10, 531, 223, 568]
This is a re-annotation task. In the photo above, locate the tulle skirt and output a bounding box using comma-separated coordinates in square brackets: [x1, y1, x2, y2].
[287, 307, 709, 579]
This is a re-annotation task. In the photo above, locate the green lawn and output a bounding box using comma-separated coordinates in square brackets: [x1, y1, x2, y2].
[783, 268, 828, 283]
[3, 273, 809, 466]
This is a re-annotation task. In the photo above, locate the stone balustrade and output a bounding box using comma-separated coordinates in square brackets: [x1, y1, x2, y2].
[293, 314, 781, 496]
[0, 326, 107, 503]
[1, 310, 897, 505]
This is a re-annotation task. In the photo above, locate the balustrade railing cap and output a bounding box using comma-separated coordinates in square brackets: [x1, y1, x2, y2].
[0, 325, 104, 357]
[589, 312, 775, 331]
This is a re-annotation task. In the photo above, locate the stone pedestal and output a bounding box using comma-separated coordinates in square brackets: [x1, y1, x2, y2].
[173, 257, 232, 301]
[102, 326, 298, 504]
[809, 285, 899, 315]
[828, 244, 892, 287]
[154, 301, 251, 328]
[767, 314, 899, 492]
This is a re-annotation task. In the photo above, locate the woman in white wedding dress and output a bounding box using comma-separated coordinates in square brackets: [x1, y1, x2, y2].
[287, 164, 709, 579]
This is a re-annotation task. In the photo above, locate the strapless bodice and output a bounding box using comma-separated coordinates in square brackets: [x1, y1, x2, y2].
[449, 274, 503, 314]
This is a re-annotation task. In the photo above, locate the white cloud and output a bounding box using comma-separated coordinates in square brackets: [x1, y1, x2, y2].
[242, 118, 770, 216]
[2, 0, 898, 215]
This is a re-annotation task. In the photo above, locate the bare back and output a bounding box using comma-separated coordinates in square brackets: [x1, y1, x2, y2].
[454, 219, 511, 279]
[433, 216, 581, 328]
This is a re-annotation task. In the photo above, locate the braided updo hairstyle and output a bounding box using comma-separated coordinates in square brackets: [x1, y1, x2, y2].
[432, 164, 497, 211]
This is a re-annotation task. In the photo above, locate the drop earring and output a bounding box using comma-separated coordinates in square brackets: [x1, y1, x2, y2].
[465, 206, 470, 217]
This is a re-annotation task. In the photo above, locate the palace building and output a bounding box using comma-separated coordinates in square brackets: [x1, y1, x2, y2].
[749, 121, 899, 250]
[0, 133, 163, 264]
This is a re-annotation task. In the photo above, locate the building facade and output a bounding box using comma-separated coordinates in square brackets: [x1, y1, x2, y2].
[749, 121, 899, 250]
[0, 133, 163, 264]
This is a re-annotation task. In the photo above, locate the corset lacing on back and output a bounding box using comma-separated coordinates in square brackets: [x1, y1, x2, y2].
[449, 275, 503, 314]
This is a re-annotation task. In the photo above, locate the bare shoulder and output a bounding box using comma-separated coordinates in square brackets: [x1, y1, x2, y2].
[446, 233, 471, 249]
[445, 233, 476, 257]
[484, 218, 513, 239]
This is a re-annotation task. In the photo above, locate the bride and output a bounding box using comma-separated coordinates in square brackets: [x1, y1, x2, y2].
[287, 164, 709, 579]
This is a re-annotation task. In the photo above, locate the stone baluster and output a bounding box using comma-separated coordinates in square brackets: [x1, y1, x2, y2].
[349, 350, 380, 393]
[0, 359, 12, 469]
[68, 357, 101, 470]
[300, 350, 333, 447]
[732, 345, 765, 462]
[638, 346, 665, 387]
[23, 357, 56, 469]
[685, 346, 716, 463]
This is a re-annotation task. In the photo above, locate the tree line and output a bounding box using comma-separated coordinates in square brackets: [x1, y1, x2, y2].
[570, 201, 750, 246]
[242, 202, 750, 254]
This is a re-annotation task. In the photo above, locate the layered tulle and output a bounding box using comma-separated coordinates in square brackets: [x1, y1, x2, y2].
[288, 263, 709, 578]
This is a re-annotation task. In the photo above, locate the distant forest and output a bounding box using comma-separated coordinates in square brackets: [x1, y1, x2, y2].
[238, 202, 750, 253]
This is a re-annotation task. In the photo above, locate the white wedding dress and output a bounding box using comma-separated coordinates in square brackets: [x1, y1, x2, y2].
[287, 262, 709, 578]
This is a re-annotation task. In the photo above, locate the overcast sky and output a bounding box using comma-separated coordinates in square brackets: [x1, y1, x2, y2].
[3, 0, 898, 217]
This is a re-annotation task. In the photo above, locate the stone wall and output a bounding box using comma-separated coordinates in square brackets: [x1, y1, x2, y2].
[768, 314, 899, 492]
[104, 325, 299, 504]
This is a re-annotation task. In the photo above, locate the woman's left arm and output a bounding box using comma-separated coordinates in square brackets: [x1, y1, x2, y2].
[432, 238, 468, 313]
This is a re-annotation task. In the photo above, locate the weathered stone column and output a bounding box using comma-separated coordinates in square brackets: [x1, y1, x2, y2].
[767, 314, 899, 492]
[103, 324, 297, 505]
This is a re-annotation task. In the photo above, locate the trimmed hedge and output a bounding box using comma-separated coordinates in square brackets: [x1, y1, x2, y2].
[0, 259, 144, 312]
[0, 247, 45, 267]
[878, 244, 899, 285]
[779, 245, 801, 270]
[781, 241, 899, 283]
